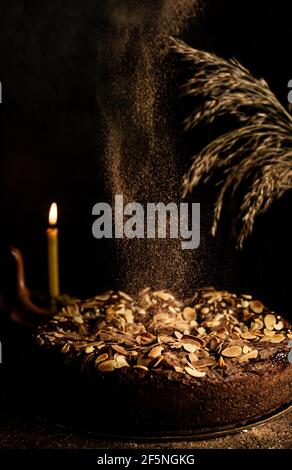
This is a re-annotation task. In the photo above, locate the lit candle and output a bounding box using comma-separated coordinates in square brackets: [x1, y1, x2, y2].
[47, 202, 60, 298]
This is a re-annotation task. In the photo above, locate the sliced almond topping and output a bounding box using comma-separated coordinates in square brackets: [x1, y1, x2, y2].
[95, 353, 109, 365]
[188, 352, 199, 363]
[61, 343, 70, 353]
[264, 329, 275, 337]
[174, 331, 183, 340]
[269, 334, 285, 344]
[239, 349, 259, 363]
[250, 300, 264, 314]
[153, 355, 164, 368]
[148, 345, 164, 358]
[242, 345, 252, 354]
[274, 321, 284, 331]
[112, 344, 128, 355]
[133, 365, 148, 372]
[241, 332, 257, 340]
[242, 294, 252, 300]
[123, 309, 134, 324]
[221, 345, 242, 358]
[174, 366, 185, 374]
[185, 366, 206, 378]
[154, 291, 174, 301]
[201, 307, 210, 314]
[182, 307, 196, 322]
[264, 314, 276, 331]
[182, 343, 199, 353]
[114, 354, 129, 368]
[85, 346, 94, 354]
[98, 360, 115, 372]
[196, 357, 216, 368]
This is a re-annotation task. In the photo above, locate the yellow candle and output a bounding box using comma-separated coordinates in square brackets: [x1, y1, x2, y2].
[47, 202, 60, 298]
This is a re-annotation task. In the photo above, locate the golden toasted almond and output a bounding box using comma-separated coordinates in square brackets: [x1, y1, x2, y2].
[181, 335, 204, 347]
[221, 346, 242, 358]
[118, 291, 133, 301]
[154, 291, 174, 301]
[287, 333, 292, 340]
[188, 353, 199, 363]
[253, 319, 264, 330]
[182, 343, 199, 353]
[66, 304, 80, 316]
[242, 294, 252, 300]
[269, 334, 285, 344]
[174, 366, 185, 374]
[239, 349, 259, 363]
[114, 354, 129, 368]
[112, 344, 128, 355]
[241, 300, 250, 308]
[183, 307, 196, 322]
[264, 314, 276, 331]
[240, 332, 257, 340]
[153, 355, 164, 368]
[201, 307, 210, 314]
[264, 328, 275, 337]
[274, 321, 284, 331]
[250, 300, 264, 314]
[123, 309, 134, 324]
[205, 320, 220, 328]
[185, 366, 206, 378]
[148, 345, 164, 358]
[174, 331, 183, 340]
[133, 365, 148, 372]
[85, 346, 94, 354]
[95, 353, 109, 365]
[196, 357, 216, 368]
[94, 294, 110, 301]
[61, 343, 70, 353]
[242, 345, 252, 354]
[158, 335, 175, 344]
[98, 360, 115, 372]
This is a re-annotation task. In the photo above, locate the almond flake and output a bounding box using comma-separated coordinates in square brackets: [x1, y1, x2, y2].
[182, 307, 196, 322]
[241, 332, 257, 340]
[185, 366, 206, 378]
[98, 360, 115, 372]
[133, 365, 148, 372]
[95, 353, 109, 365]
[148, 345, 164, 358]
[250, 300, 264, 314]
[114, 354, 129, 368]
[264, 314, 276, 331]
[182, 343, 199, 353]
[269, 334, 285, 344]
[239, 349, 259, 363]
[221, 346, 242, 358]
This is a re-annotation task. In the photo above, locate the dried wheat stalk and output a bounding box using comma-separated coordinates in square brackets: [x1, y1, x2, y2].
[171, 37, 292, 248]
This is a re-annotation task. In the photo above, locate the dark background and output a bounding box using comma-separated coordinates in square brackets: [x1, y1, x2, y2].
[0, 0, 291, 317]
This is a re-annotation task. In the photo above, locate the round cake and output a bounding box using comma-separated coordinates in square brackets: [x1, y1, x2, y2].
[35, 287, 292, 433]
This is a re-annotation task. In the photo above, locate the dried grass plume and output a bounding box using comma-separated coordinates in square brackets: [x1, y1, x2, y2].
[171, 38, 292, 248]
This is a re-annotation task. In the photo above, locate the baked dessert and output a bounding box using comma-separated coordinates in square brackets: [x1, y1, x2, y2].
[35, 287, 292, 433]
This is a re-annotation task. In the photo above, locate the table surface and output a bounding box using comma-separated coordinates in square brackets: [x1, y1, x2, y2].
[0, 401, 291, 449]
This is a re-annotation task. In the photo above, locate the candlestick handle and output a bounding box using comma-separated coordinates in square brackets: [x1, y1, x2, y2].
[10, 246, 53, 316]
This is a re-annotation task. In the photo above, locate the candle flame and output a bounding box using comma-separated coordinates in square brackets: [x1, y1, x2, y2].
[49, 202, 58, 226]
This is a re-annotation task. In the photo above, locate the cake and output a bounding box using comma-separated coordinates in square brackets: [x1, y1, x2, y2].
[35, 287, 292, 433]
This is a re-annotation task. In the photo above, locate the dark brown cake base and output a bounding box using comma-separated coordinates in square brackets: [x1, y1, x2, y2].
[35, 288, 292, 433]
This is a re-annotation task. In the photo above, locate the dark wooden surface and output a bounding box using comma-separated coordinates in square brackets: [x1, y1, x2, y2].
[0, 401, 291, 449]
